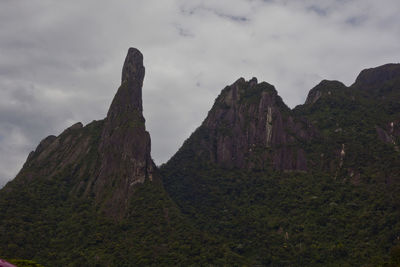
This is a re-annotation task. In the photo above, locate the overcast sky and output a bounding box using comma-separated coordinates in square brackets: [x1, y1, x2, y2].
[0, 0, 399, 187]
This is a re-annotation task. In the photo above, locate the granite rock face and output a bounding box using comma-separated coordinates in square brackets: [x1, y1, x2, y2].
[172, 77, 316, 171]
[95, 48, 156, 217]
[376, 120, 400, 148]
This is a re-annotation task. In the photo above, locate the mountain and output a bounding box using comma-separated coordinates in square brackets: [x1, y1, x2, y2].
[4, 48, 157, 220]
[295, 64, 400, 182]
[0, 48, 244, 266]
[161, 64, 400, 266]
[1, 48, 400, 266]
[170, 77, 317, 171]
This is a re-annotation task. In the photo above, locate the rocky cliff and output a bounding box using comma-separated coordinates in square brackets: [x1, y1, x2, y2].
[168, 77, 317, 171]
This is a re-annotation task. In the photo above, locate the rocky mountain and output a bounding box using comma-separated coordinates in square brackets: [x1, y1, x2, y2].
[0, 48, 244, 266]
[95, 48, 157, 218]
[166, 63, 400, 181]
[1, 48, 400, 266]
[161, 63, 400, 266]
[5, 48, 157, 220]
[168, 77, 317, 172]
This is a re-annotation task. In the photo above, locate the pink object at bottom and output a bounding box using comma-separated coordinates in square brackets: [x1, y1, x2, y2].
[0, 259, 16, 267]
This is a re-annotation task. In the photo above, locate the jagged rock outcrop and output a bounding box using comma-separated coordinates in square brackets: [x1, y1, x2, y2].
[376, 120, 400, 150]
[10, 120, 102, 191]
[170, 77, 316, 171]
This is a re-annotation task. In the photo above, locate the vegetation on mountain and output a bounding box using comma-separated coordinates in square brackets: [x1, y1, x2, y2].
[0, 48, 399, 266]
[161, 64, 400, 266]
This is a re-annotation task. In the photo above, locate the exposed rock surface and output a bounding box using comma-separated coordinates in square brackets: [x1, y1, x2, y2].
[376, 120, 400, 150]
[376, 126, 394, 144]
[170, 77, 317, 171]
[95, 48, 157, 217]
[11, 120, 102, 190]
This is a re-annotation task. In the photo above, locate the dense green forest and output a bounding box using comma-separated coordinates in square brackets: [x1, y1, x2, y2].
[161, 163, 400, 266]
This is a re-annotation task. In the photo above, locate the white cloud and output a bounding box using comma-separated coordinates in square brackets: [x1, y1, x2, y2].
[0, 0, 399, 185]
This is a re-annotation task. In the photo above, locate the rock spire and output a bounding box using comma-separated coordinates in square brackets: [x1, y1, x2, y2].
[95, 48, 156, 218]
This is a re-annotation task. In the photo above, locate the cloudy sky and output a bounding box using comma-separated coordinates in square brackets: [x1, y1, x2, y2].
[0, 0, 399, 187]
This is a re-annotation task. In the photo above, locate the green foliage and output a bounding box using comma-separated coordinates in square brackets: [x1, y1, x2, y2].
[0, 163, 244, 266]
[5, 259, 44, 267]
[162, 161, 400, 266]
[294, 81, 400, 181]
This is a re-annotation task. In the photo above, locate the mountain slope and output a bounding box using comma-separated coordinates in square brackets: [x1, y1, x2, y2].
[295, 64, 400, 182]
[161, 64, 400, 266]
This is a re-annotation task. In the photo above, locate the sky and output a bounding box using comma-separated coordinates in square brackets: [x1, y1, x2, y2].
[0, 0, 399, 187]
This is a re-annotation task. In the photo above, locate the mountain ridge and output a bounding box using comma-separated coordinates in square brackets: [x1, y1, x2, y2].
[161, 62, 400, 265]
[1, 49, 400, 266]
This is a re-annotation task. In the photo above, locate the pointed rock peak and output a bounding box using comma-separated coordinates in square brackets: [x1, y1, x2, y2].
[232, 77, 245, 85]
[249, 77, 258, 86]
[122, 47, 145, 85]
[107, 48, 145, 118]
[305, 80, 347, 105]
[96, 48, 156, 218]
[353, 63, 400, 90]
